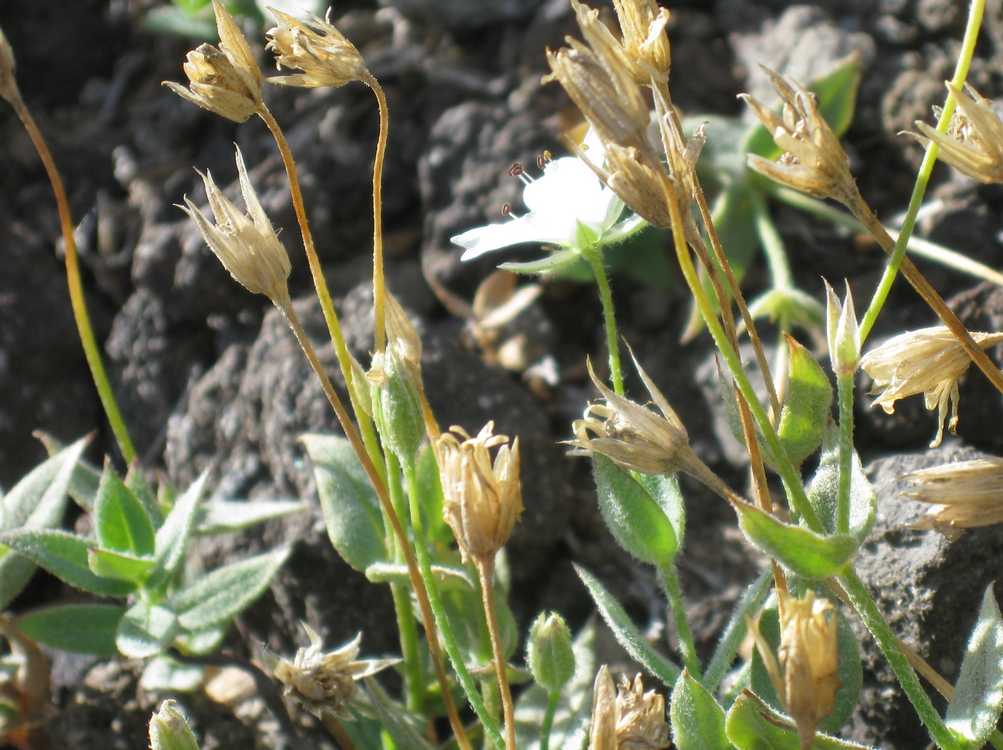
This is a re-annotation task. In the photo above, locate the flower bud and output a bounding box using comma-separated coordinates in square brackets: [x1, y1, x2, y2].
[266, 7, 370, 88]
[824, 279, 860, 377]
[149, 700, 200, 750]
[437, 421, 523, 564]
[527, 611, 575, 692]
[0, 26, 20, 105]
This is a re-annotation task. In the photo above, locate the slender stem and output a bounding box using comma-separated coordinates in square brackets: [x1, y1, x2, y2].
[768, 186, 1003, 289]
[277, 301, 471, 750]
[751, 194, 792, 290]
[400, 461, 505, 750]
[363, 75, 389, 353]
[476, 559, 517, 750]
[11, 94, 136, 464]
[663, 181, 823, 532]
[582, 244, 624, 395]
[856, 0, 985, 342]
[539, 690, 559, 750]
[835, 373, 854, 534]
[704, 570, 773, 692]
[839, 569, 961, 750]
[659, 560, 701, 679]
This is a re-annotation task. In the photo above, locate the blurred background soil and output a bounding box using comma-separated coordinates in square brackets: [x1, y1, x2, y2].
[4, 0, 1003, 746]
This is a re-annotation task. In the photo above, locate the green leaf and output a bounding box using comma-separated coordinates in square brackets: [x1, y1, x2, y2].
[365, 560, 474, 591]
[149, 699, 203, 750]
[777, 336, 833, 468]
[16, 603, 123, 657]
[363, 676, 435, 750]
[170, 546, 291, 630]
[35, 431, 100, 511]
[302, 433, 386, 573]
[0, 530, 134, 597]
[147, 472, 210, 594]
[736, 500, 858, 578]
[0, 437, 88, 608]
[638, 472, 686, 550]
[414, 443, 450, 547]
[88, 547, 156, 584]
[592, 456, 678, 566]
[946, 586, 1003, 748]
[126, 466, 164, 529]
[747, 287, 825, 341]
[94, 465, 156, 557]
[500, 248, 582, 276]
[141, 656, 205, 692]
[195, 498, 306, 536]
[515, 620, 597, 750]
[174, 625, 226, 656]
[807, 426, 876, 539]
[670, 670, 729, 750]
[575, 564, 680, 686]
[726, 690, 873, 749]
[750, 596, 861, 735]
[705, 570, 774, 692]
[117, 600, 179, 659]
[743, 55, 862, 159]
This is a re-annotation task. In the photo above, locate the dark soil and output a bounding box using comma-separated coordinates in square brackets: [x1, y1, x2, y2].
[3, 0, 1003, 747]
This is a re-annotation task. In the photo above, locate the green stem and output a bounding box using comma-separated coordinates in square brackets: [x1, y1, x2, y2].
[539, 691, 559, 750]
[582, 244, 624, 396]
[857, 0, 985, 344]
[840, 569, 961, 750]
[666, 186, 823, 532]
[992, 732, 1003, 750]
[835, 373, 855, 534]
[383, 451, 424, 714]
[401, 461, 506, 750]
[704, 569, 773, 692]
[659, 561, 701, 679]
[751, 193, 792, 290]
[481, 679, 501, 750]
[12, 95, 136, 464]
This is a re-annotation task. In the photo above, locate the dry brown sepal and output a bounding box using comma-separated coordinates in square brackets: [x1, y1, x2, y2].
[587, 667, 670, 750]
[163, 0, 263, 122]
[179, 146, 291, 307]
[909, 82, 1003, 183]
[437, 421, 523, 565]
[0, 26, 20, 105]
[859, 326, 1003, 447]
[904, 456, 1003, 536]
[612, 0, 671, 83]
[265, 7, 370, 89]
[740, 66, 857, 205]
[263, 623, 398, 721]
[750, 591, 840, 750]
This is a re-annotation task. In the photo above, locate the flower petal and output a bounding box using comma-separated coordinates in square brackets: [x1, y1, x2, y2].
[452, 215, 565, 261]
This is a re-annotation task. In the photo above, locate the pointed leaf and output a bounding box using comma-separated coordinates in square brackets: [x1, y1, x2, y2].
[638, 472, 686, 549]
[575, 564, 680, 686]
[302, 434, 386, 573]
[736, 500, 858, 578]
[170, 546, 291, 630]
[363, 676, 435, 750]
[94, 465, 156, 557]
[16, 603, 123, 657]
[777, 336, 832, 468]
[35, 432, 99, 511]
[946, 586, 1003, 748]
[195, 498, 306, 535]
[0, 437, 88, 608]
[704, 569, 774, 692]
[415, 443, 450, 546]
[141, 655, 205, 692]
[592, 456, 678, 566]
[807, 426, 876, 539]
[89, 547, 156, 584]
[148, 472, 210, 593]
[126, 466, 163, 528]
[726, 690, 873, 749]
[174, 625, 226, 656]
[499, 248, 582, 276]
[117, 600, 179, 658]
[0, 530, 134, 597]
[671, 670, 729, 750]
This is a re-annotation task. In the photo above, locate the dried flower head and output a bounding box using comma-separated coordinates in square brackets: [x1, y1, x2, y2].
[751, 591, 840, 750]
[437, 421, 523, 564]
[859, 326, 1003, 447]
[0, 26, 20, 105]
[612, 0, 671, 83]
[179, 146, 291, 307]
[740, 66, 856, 205]
[266, 7, 370, 88]
[545, 1, 652, 157]
[904, 457, 1003, 536]
[909, 83, 1003, 183]
[587, 667, 669, 750]
[163, 1, 263, 122]
[265, 623, 398, 721]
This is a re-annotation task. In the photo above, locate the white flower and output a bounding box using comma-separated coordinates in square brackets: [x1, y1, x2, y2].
[451, 131, 645, 262]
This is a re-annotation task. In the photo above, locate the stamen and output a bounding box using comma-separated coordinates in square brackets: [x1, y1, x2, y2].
[508, 162, 533, 186]
[502, 203, 525, 220]
[536, 150, 553, 170]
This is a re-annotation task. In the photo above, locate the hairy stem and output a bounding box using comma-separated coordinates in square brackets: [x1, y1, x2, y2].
[540, 690, 560, 750]
[659, 560, 701, 679]
[751, 194, 793, 291]
[11, 94, 136, 464]
[704, 570, 773, 692]
[835, 373, 855, 534]
[363, 74, 389, 352]
[477, 559, 517, 750]
[582, 244, 624, 395]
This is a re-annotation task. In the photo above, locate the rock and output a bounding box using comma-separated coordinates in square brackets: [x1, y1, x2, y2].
[851, 444, 1003, 747]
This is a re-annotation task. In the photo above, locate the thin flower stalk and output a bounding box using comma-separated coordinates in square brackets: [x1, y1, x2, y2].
[659, 561, 700, 678]
[477, 557, 517, 750]
[3, 68, 136, 463]
[363, 73, 390, 353]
